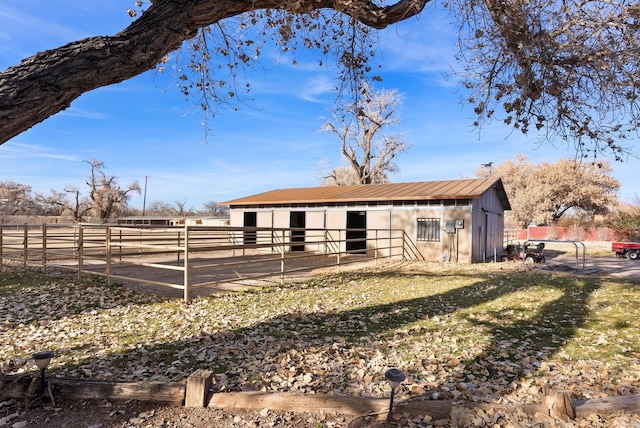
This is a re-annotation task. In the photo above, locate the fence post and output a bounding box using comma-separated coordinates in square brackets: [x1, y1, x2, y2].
[177, 230, 181, 265]
[42, 224, 47, 274]
[324, 229, 328, 255]
[336, 230, 341, 273]
[23, 224, 27, 270]
[280, 229, 285, 285]
[183, 225, 190, 304]
[374, 229, 378, 266]
[106, 226, 112, 286]
[403, 231, 407, 260]
[0, 225, 3, 268]
[77, 225, 84, 282]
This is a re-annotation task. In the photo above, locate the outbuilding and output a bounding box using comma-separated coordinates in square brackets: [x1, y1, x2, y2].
[223, 178, 511, 263]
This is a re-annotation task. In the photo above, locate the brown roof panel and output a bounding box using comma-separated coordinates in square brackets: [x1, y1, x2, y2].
[223, 178, 510, 210]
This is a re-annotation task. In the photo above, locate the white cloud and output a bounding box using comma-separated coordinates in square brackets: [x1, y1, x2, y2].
[0, 6, 85, 61]
[0, 1, 134, 68]
[377, 12, 458, 76]
[0, 142, 81, 162]
[59, 107, 110, 120]
[299, 75, 335, 103]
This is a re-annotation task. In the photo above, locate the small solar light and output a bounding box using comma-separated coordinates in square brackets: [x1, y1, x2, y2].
[384, 368, 406, 421]
[32, 351, 54, 396]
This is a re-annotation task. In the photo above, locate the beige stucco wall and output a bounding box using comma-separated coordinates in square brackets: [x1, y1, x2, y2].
[325, 209, 346, 229]
[255, 211, 271, 228]
[441, 208, 472, 263]
[228, 202, 489, 263]
[366, 210, 392, 257]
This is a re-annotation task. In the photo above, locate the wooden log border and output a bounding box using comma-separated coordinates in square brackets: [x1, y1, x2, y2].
[1, 373, 638, 421]
[0, 374, 185, 404]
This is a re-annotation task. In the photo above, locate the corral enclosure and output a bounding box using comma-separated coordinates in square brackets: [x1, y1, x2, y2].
[0, 223, 422, 302]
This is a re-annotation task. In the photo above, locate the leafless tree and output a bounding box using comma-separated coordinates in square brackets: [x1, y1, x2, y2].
[322, 83, 409, 185]
[34, 190, 70, 216]
[202, 200, 230, 216]
[320, 165, 389, 186]
[171, 199, 195, 216]
[146, 201, 174, 216]
[85, 159, 141, 222]
[63, 186, 92, 222]
[146, 199, 196, 216]
[0, 181, 35, 215]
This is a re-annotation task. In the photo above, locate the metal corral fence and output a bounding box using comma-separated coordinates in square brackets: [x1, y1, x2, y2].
[0, 224, 423, 302]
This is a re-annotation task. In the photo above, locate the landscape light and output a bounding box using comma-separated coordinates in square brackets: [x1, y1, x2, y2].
[32, 351, 54, 396]
[384, 368, 406, 421]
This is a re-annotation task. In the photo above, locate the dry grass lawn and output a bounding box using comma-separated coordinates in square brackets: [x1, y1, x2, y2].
[1, 261, 639, 426]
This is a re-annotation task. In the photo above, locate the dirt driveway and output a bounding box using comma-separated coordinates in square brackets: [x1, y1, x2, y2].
[109, 253, 385, 300]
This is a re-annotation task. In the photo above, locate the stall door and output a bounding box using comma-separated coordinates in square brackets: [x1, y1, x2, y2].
[290, 211, 306, 252]
[243, 212, 257, 245]
[346, 211, 367, 254]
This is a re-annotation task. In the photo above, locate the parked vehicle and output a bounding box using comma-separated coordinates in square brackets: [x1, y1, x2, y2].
[502, 242, 545, 263]
[612, 242, 640, 260]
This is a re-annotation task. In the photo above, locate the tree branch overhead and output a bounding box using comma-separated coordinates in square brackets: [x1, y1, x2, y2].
[2, 0, 640, 162]
[0, 0, 428, 145]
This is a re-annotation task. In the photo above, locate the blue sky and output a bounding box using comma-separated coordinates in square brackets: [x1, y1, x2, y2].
[1, 0, 639, 211]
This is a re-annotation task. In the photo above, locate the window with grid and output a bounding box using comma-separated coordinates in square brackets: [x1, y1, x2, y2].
[417, 218, 440, 241]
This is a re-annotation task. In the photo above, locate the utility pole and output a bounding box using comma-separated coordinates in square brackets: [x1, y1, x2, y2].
[142, 176, 148, 216]
[481, 162, 494, 177]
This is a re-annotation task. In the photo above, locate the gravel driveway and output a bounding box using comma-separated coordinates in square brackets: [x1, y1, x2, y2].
[537, 252, 640, 282]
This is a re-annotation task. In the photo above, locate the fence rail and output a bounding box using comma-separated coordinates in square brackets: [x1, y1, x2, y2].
[0, 223, 422, 302]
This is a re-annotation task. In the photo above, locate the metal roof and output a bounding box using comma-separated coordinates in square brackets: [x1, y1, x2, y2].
[223, 178, 511, 210]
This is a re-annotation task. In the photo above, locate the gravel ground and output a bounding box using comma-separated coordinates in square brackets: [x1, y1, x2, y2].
[4, 395, 639, 428]
[1, 399, 365, 428]
[541, 252, 640, 282]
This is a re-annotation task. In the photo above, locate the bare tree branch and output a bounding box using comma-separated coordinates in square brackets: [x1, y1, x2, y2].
[85, 159, 141, 222]
[322, 82, 409, 185]
[0, 0, 428, 144]
[453, 0, 640, 159]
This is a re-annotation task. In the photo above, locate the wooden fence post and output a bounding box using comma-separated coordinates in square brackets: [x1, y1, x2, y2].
[185, 369, 213, 408]
[543, 387, 575, 421]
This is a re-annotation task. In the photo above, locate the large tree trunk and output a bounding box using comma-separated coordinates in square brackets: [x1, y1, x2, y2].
[0, 0, 427, 145]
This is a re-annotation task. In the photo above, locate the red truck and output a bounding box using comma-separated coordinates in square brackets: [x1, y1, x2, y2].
[612, 242, 640, 260]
